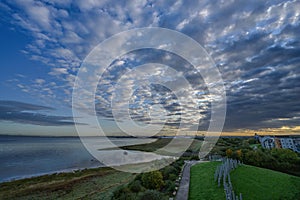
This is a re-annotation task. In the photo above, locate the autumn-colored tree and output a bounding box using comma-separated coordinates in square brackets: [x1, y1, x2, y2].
[226, 148, 233, 158]
[236, 149, 242, 160]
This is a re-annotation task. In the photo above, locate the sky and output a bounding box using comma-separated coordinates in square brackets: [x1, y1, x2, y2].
[0, 0, 299, 136]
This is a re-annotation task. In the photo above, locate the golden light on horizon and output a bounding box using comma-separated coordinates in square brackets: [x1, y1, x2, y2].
[222, 125, 300, 136]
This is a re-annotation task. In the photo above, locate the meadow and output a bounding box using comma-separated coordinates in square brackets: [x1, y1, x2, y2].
[0, 167, 134, 200]
[189, 162, 300, 200]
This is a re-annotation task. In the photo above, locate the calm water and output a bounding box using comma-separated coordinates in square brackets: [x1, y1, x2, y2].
[0, 135, 154, 182]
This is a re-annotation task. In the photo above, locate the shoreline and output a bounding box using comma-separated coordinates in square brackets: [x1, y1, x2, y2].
[0, 165, 134, 200]
[0, 136, 156, 183]
[0, 164, 103, 184]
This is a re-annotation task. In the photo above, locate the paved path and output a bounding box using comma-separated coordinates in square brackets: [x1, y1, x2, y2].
[176, 160, 207, 200]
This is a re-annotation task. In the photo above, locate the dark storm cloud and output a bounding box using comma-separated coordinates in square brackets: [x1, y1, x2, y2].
[0, 100, 78, 126]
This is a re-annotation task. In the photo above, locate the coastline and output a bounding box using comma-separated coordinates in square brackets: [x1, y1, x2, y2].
[0, 163, 103, 184]
[0, 166, 134, 200]
[0, 135, 156, 183]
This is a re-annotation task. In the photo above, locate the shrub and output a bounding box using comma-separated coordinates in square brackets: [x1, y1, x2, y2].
[168, 173, 177, 181]
[190, 155, 200, 160]
[112, 186, 131, 199]
[141, 171, 164, 190]
[118, 193, 138, 200]
[172, 162, 182, 171]
[138, 190, 165, 200]
[161, 166, 178, 180]
[129, 180, 144, 193]
[134, 173, 143, 181]
[163, 180, 175, 194]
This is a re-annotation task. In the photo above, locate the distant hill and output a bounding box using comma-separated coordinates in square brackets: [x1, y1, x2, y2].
[189, 162, 300, 200]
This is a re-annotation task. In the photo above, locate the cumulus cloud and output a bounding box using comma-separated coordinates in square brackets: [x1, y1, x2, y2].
[1, 0, 300, 132]
[48, 68, 69, 76]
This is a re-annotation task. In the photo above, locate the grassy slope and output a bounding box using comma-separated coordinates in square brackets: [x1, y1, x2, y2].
[231, 165, 300, 200]
[121, 138, 173, 151]
[120, 138, 202, 153]
[189, 162, 225, 200]
[0, 167, 135, 200]
[189, 162, 300, 200]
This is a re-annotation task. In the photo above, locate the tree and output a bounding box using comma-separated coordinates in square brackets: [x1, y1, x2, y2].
[248, 138, 258, 144]
[271, 148, 298, 164]
[141, 171, 165, 190]
[236, 149, 243, 160]
[226, 148, 233, 158]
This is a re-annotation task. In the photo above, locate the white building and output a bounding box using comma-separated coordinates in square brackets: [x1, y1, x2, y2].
[280, 138, 296, 151]
[259, 136, 276, 149]
[259, 136, 300, 153]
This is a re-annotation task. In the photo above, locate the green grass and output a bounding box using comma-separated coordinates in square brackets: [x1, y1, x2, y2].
[118, 138, 202, 155]
[249, 144, 261, 149]
[189, 162, 300, 200]
[0, 167, 135, 200]
[189, 162, 225, 200]
[231, 165, 300, 200]
[101, 138, 202, 153]
[121, 138, 173, 152]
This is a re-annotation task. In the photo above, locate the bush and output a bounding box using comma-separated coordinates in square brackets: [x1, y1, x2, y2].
[141, 171, 164, 190]
[248, 138, 258, 144]
[168, 173, 177, 181]
[138, 190, 165, 200]
[129, 180, 144, 193]
[118, 193, 138, 200]
[112, 186, 131, 199]
[190, 155, 200, 160]
[134, 173, 143, 181]
[161, 166, 178, 180]
[243, 148, 300, 176]
[271, 148, 298, 164]
[163, 180, 175, 194]
[172, 162, 182, 171]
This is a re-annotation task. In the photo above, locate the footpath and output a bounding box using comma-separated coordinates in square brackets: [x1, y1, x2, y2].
[175, 160, 206, 200]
